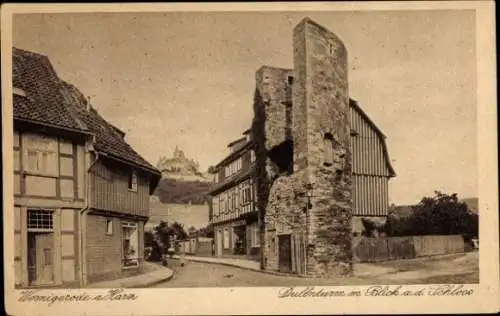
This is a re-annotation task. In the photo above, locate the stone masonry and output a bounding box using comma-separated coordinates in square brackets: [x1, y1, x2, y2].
[252, 17, 353, 277]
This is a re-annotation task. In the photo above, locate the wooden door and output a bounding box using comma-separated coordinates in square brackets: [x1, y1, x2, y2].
[35, 233, 54, 284]
[278, 234, 292, 273]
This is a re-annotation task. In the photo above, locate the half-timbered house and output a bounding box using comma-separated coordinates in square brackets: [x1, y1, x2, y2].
[12, 47, 161, 287]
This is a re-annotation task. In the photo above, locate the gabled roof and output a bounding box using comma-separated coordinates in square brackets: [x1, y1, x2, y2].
[13, 47, 90, 134]
[60, 81, 160, 174]
[12, 47, 161, 179]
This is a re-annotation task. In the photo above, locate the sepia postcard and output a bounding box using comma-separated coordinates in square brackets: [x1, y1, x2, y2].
[2, 2, 498, 315]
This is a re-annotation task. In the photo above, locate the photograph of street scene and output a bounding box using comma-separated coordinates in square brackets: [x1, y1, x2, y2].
[11, 10, 478, 289]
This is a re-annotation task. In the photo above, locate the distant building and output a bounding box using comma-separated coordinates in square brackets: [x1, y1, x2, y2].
[207, 18, 396, 276]
[156, 146, 209, 181]
[12, 47, 161, 287]
[207, 130, 260, 259]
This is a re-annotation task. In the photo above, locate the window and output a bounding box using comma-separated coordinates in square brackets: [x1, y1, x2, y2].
[235, 186, 240, 209]
[23, 134, 58, 176]
[242, 181, 252, 204]
[287, 76, 294, 85]
[106, 218, 113, 235]
[224, 192, 230, 213]
[250, 150, 256, 163]
[329, 41, 335, 56]
[212, 196, 219, 219]
[128, 170, 138, 192]
[27, 209, 54, 232]
[225, 158, 242, 178]
[323, 133, 334, 166]
[223, 229, 230, 249]
[122, 222, 139, 267]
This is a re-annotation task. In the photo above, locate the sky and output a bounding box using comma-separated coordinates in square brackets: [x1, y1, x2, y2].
[12, 10, 477, 205]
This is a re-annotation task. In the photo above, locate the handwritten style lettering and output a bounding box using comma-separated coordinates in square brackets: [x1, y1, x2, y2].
[18, 289, 138, 306]
[278, 285, 474, 299]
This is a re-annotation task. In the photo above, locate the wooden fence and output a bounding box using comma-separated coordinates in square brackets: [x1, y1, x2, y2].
[353, 235, 465, 263]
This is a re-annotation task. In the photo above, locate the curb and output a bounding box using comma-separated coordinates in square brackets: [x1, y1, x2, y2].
[134, 269, 176, 288]
[88, 266, 176, 288]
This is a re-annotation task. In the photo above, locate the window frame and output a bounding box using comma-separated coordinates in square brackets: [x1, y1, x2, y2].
[27, 209, 54, 232]
[121, 221, 139, 268]
[105, 218, 113, 236]
[128, 169, 138, 192]
[23, 133, 59, 177]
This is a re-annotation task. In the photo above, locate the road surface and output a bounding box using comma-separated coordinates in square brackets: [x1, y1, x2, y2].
[152, 253, 478, 287]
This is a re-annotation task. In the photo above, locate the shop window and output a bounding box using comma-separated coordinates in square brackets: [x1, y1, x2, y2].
[122, 222, 139, 267]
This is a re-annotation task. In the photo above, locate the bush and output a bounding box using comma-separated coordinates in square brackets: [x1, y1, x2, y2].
[385, 191, 478, 238]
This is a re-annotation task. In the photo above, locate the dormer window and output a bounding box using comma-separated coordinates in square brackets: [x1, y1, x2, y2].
[128, 170, 138, 192]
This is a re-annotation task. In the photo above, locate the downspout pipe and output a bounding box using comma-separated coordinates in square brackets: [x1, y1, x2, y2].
[78, 139, 100, 287]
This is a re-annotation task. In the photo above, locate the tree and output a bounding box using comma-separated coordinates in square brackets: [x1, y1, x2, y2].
[188, 226, 197, 237]
[169, 221, 188, 240]
[196, 225, 214, 238]
[154, 220, 171, 253]
[384, 191, 478, 238]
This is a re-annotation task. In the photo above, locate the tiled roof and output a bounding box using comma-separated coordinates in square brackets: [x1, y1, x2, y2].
[60, 81, 159, 173]
[12, 47, 160, 176]
[13, 48, 88, 132]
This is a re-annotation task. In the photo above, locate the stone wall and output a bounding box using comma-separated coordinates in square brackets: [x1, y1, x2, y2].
[258, 18, 353, 277]
[295, 18, 353, 277]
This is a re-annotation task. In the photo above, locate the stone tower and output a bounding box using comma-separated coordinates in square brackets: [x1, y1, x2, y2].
[254, 17, 353, 277]
[292, 18, 353, 276]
